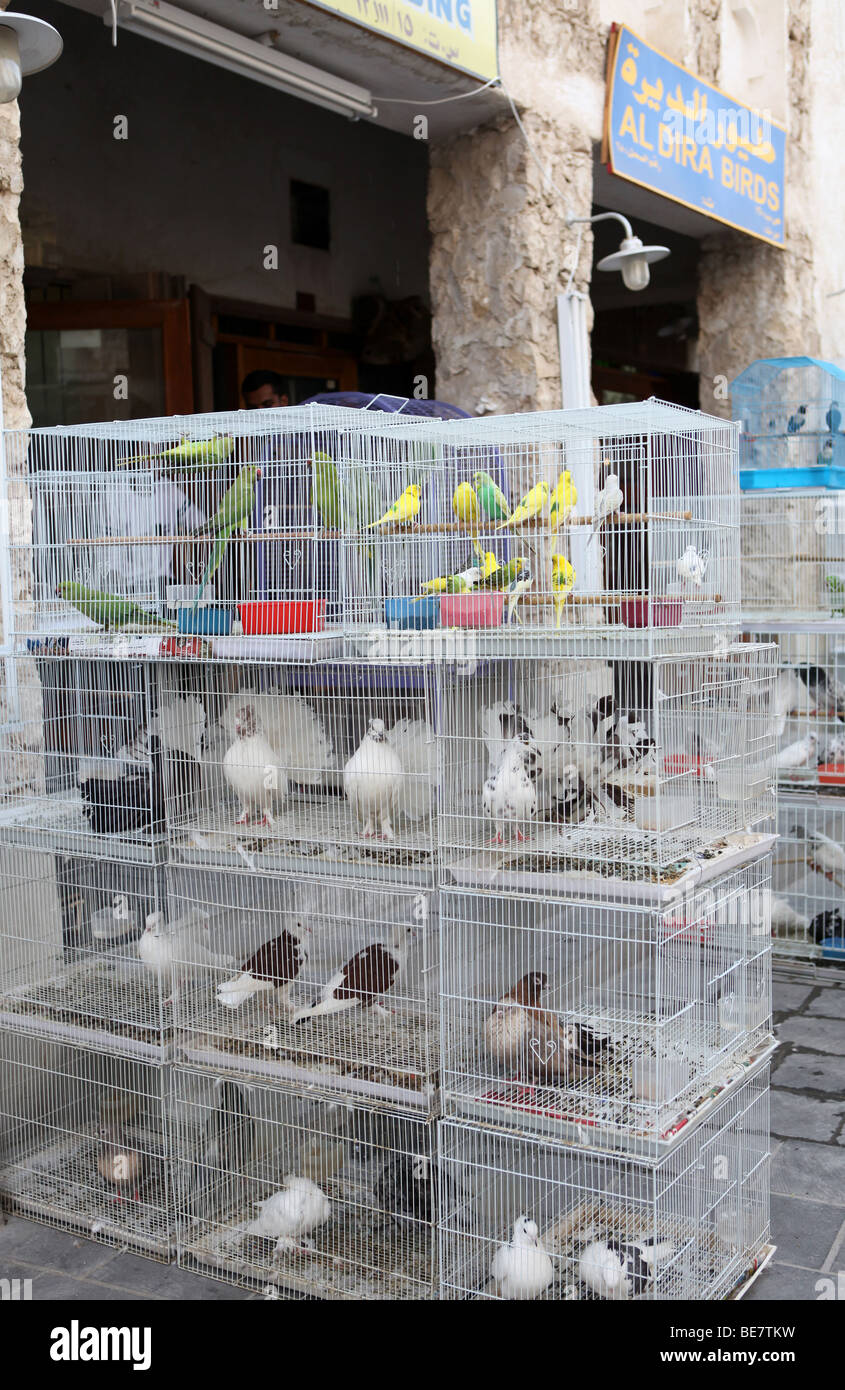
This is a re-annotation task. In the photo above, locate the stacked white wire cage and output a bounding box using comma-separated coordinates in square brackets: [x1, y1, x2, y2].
[736, 356, 845, 964]
[0, 397, 776, 1297]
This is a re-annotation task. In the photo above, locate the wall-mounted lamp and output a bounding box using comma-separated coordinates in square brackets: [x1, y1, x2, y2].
[0, 11, 62, 104]
[567, 210, 670, 292]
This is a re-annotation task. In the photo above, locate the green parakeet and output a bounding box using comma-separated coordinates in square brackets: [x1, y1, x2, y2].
[472, 470, 510, 524]
[311, 451, 341, 529]
[191, 465, 260, 603]
[57, 582, 174, 630]
[119, 436, 234, 470]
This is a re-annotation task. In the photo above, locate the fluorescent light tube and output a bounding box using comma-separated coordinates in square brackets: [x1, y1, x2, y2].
[112, 0, 376, 119]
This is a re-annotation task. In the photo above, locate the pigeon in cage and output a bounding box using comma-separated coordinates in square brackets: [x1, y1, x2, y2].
[482, 733, 540, 843]
[388, 717, 436, 824]
[246, 1175, 332, 1254]
[490, 1216, 555, 1300]
[223, 702, 288, 826]
[588, 471, 624, 545]
[188, 1080, 255, 1221]
[789, 825, 845, 885]
[579, 1234, 675, 1300]
[823, 732, 845, 764]
[481, 702, 533, 774]
[810, 908, 845, 943]
[97, 1126, 146, 1196]
[374, 1152, 435, 1228]
[485, 972, 609, 1083]
[343, 717, 404, 841]
[484, 971, 549, 1069]
[138, 910, 235, 1003]
[770, 895, 810, 937]
[775, 732, 819, 770]
[80, 737, 166, 835]
[290, 923, 415, 1024]
[220, 690, 332, 789]
[216, 923, 309, 1010]
[793, 664, 845, 716]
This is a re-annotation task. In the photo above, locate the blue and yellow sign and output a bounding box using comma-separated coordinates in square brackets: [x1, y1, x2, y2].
[605, 25, 786, 246]
[305, 0, 499, 82]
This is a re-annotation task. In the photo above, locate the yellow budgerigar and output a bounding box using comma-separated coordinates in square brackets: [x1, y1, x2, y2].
[551, 553, 576, 628]
[496, 480, 549, 529]
[549, 471, 577, 530]
[452, 482, 479, 527]
[368, 484, 421, 529]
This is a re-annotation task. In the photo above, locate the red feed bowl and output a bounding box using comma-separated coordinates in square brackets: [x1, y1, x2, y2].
[620, 598, 683, 629]
[440, 593, 505, 628]
[819, 763, 845, 786]
[239, 600, 326, 634]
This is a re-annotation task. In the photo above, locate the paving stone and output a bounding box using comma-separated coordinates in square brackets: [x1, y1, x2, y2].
[806, 989, 845, 1020]
[771, 1090, 845, 1142]
[27, 1272, 149, 1301]
[771, 1051, 845, 1094]
[104, 1251, 250, 1299]
[776, 1017, 845, 1055]
[772, 983, 815, 1013]
[743, 1261, 826, 1301]
[772, 1140, 845, 1204]
[771, 1194, 844, 1268]
[0, 1221, 117, 1276]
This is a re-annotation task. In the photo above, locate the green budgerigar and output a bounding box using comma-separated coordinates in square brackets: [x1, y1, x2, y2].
[472, 470, 511, 524]
[191, 465, 260, 603]
[57, 582, 174, 630]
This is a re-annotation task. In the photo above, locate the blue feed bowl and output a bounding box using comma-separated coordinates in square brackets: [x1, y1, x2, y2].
[384, 596, 439, 630]
[821, 936, 845, 961]
[177, 604, 232, 636]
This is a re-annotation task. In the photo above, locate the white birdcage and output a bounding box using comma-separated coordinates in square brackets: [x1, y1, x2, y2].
[741, 627, 845, 794]
[440, 859, 773, 1156]
[167, 868, 438, 1114]
[741, 489, 845, 621]
[0, 843, 172, 1057]
[438, 1063, 770, 1301]
[341, 398, 739, 659]
[160, 658, 438, 889]
[439, 646, 776, 899]
[0, 1029, 172, 1258]
[171, 1069, 438, 1299]
[771, 796, 845, 962]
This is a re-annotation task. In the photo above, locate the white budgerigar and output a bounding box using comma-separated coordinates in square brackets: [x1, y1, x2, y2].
[775, 731, 819, 769]
[247, 1175, 332, 1254]
[676, 544, 709, 589]
[138, 910, 233, 1002]
[588, 472, 624, 545]
[344, 717, 405, 841]
[490, 1216, 555, 1300]
[483, 736, 539, 843]
[579, 1234, 674, 1300]
[223, 703, 288, 825]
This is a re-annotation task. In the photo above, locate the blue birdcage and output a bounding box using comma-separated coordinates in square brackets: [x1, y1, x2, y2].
[731, 356, 845, 488]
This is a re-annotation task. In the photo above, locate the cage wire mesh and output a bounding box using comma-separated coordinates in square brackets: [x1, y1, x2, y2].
[440, 647, 776, 899]
[160, 658, 438, 888]
[167, 868, 438, 1113]
[440, 859, 772, 1156]
[732, 357, 845, 473]
[742, 627, 845, 794]
[771, 795, 845, 962]
[171, 1070, 438, 1299]
[0, 1029, 172, 1258]
[741, 490, 845, 620]
[0, 843, 171, 1057]
[438, 1064, 770, 1301]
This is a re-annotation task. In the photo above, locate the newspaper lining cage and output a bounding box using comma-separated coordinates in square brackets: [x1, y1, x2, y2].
[0, 1030, 172, 1259]
[172, 1070, 437, 1299]
[772, 796, 845, 962]
[168, 869, 438, 1113]
[344, 399, 739, 658]
[0, 843, 174, 1057]
[740, 489, 845, 620]
[439, 647, 776, 899]
[160, 659, 438, 888]
[5, 403, 378, 658]
[438, 1064, 770, 1301]
[440, 859, 773, 1155]
[732, 356, 845, 477]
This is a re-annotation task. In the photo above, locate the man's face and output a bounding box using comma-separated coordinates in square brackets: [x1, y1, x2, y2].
[243, 385, 288, 410]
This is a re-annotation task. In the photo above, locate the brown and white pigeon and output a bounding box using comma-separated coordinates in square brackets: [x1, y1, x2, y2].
[216, 923, 309, 1010]
[290, 924, 414, 1023]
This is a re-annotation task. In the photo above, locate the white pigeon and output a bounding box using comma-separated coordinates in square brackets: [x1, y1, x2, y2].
[579, 1234, 674, 1300]
[483, 736, 539, 843]
[676, 544, 709, 589]
[490, 1215, 555, 1300]
[344, 717, 405, 841]
[247, 1175, 332, 1254]
[822, 732, 845, 763]
[791, 824, 845, 884]
[770, 895, 809, 935]
[775, 731, 819, 769]
[223, 702, 288, 825]
[137, 910, 233, 1002]
[588, 472, 624, 544]
[220, 689, 332, 788]
[388, 717, 436, 823]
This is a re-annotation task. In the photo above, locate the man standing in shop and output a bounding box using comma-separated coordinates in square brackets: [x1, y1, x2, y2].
[241, 369, 289, 410]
